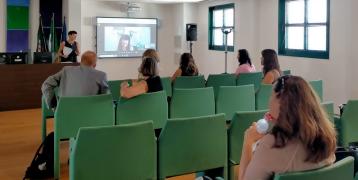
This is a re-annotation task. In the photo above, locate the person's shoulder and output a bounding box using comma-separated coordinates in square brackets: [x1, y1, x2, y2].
[260, 134, 276, 148]
[91, 68, 106, 76]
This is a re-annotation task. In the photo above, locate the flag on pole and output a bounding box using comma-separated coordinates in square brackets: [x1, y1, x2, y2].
[36, 15, 48, 52]
[60, 16, 67, 42]
[48, 13, 58, 53]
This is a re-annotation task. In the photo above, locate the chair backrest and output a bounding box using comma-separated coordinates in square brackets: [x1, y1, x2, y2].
[341, 100, 358, 147]
[206, 73, 236, 99]
[55, 94, 114, 139]
[173, 75, 206, 89]
[116, 91, 168, 129]
[256, 84, 273, 110]
[158, 114, 227, 179]
[309, 80, 323, 102]
[42, 95, 54, 118]
[161, 77, 172, 97]
[282, 70, 291, 75]
[108, 80, 123, 102]
[273, 157, 354, 180]
[170, 87, 215, 119]
[236, 72, 263, 92]
[70, 121, 156, 180]
[228, 110, 267, 165]
[216, 85, 255, 121]
[321, 101, 334, 123]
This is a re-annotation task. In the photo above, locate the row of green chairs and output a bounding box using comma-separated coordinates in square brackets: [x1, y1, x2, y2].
[42, 78, 323, 141]
[116, 86, 256, 128]
[68, 111, 353, 180]
[107, 71, 291, 102]
[70, 114, 227, 180]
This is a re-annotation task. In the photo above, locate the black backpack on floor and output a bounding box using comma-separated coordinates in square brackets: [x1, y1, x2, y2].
[23, 132, 54, 180]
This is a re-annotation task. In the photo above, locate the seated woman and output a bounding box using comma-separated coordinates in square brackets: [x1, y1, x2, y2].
[171, 53, 199, 81]
[235, 49, 256, 76]
[239, 75, 336, 180]
[120, 49, 163, 99]
[261, 49, 281, 84]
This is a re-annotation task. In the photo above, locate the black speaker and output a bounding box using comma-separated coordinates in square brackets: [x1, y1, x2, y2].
[186, 24, 197, 41]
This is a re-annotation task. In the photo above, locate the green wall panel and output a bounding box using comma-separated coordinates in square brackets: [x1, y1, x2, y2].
[7, 6, 29, 30]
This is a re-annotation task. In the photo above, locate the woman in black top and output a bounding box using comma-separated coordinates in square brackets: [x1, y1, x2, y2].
[120, 49, 163, 99]
[171, 53, 199, 81]
[57, 31, 80, 62]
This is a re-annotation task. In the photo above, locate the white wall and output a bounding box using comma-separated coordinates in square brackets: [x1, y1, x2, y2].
[349, 0, 358, 99]
[80, 1, 181, 80]
[193, 0, 260, 78]
[0, 0, 5, 52]
[29, 0, 39, 60]
[256, 0, 355, 111]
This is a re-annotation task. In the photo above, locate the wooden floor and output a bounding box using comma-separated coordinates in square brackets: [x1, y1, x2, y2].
[0, 109, 197, 180]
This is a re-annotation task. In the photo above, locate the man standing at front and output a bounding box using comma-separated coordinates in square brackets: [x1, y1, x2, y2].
[41, 51, 108, 108]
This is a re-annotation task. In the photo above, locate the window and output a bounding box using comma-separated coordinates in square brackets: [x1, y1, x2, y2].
[278, 0, 330, 59]
[209, 4, 235, 51]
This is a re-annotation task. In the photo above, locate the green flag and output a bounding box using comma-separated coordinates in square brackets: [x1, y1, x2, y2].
[36, 15, 48, 52]
[48, 13, 58, 53]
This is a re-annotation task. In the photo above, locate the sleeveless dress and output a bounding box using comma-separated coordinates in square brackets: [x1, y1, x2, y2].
[61, 40, 78, 63]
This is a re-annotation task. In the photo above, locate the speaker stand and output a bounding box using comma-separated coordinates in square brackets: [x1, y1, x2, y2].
[222, 28, 233, 74]
[189, 41, 193, 55]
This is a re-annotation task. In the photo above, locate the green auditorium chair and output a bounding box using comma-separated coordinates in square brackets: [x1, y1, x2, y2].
[116, 91, 168, 129]
[70, 121, 156, 180]
[41, 95, 54, 141]
[173, 75, 206, 89]
[255, 84, 273, 110]
[158, 114, 227, 180]
[228, 110, 267, 180]
[273, 157, 354, 180]
[41, 88, 59, 141]
[216, 85, 255, 121]
[206, 73, 236, 99]
[108, 80, 124, 102]
[54, 94, 114, 179]
[170, 87, 215, 119]
[161, 77, 173, 98]
[321, 101, 335, 123]
[236, 72, 263, 92]
[282, 70, 291, 76]
[309, 80, 323, 102]
[340, 100, 358, 147]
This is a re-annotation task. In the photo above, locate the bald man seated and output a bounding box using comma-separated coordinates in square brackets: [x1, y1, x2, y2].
[41, 51, 109, 108]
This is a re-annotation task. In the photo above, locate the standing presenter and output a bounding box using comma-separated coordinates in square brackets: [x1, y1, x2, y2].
[57, 30, 80, 63]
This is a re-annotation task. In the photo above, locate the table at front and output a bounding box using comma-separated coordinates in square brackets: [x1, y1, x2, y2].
[0, 63, 78, 111]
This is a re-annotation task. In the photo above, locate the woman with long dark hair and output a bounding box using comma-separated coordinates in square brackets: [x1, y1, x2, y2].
[239, 75, 336, 180]
[235, 49, 256, 76]
[171, 53, 199, 81]
[261, 49, 281, 84]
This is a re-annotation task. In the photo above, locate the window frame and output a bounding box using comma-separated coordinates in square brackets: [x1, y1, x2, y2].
[208, 3, 235, 52]
[278, 0, 330, 59]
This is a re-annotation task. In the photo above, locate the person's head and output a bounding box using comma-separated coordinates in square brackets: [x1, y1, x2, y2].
[119, 34, 130, 51]
[68, 31, 77, 41]
[261, 49, 280, 75]
[81, 51, 97, 68]
[142, 49, 159, 63]
[237, 49, 252, 66]
[138, 57, 159, 77]
[269, 75, 336, 163]
[180, 53, 198, 75]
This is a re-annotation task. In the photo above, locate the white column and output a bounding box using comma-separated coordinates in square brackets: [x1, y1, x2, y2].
[0, 0, 6, 52]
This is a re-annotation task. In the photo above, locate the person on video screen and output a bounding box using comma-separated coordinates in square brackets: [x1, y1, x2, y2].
[117, 34, 131, 52]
